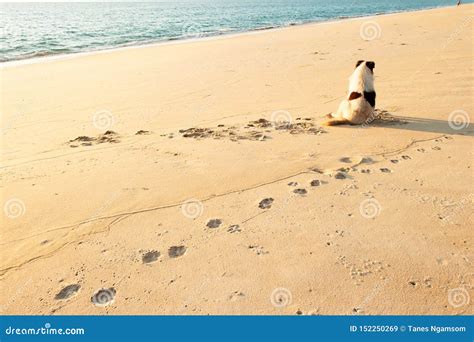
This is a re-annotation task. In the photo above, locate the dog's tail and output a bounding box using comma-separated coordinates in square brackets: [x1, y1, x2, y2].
[321, 118, 352, 126]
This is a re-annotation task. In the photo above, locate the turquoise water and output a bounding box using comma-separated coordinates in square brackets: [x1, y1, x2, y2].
[0, 0, 468, 62]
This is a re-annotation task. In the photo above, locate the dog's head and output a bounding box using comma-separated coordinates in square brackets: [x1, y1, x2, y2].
[355, 60, 375, 73]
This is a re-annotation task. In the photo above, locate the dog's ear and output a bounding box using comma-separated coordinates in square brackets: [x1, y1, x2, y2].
[366, 61, 375, 71]
[355, 60, 365, 68]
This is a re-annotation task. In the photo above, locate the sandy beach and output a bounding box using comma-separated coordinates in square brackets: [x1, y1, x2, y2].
[1, 5, 473, 315]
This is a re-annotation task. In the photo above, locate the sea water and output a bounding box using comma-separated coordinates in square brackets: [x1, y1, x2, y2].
[0, 0, 469, 63]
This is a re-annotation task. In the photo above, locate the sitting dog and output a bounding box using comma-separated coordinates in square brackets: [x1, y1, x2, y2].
[322, 60, 376, 126]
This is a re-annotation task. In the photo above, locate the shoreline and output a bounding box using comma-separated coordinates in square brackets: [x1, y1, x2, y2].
[0, 4, 455, 69]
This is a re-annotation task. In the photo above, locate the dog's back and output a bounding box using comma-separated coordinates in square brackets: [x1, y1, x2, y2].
[323, 60, 376, 126]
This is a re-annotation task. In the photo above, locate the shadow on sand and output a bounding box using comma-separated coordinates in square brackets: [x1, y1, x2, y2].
[366, 110, 473, 136]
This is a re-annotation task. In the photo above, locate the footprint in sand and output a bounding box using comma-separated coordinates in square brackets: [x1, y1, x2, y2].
[360, 157, 374, 164]
[401, 155, 411, 160]
[307, 308, 321, 315]
[310, 179, 321, 187]
[228, 291, 245, 302]
[340, 157, 352, 163]
[390, 159, 399, 164]
[68, 136, 94, 148]
[408, 278, 432, 289]
[380, 168, 391, 173]
[259, 198, 274, 209]
[417, 148, 425, 153]
[142, 250, 160, 264]
[55, 284, 81, 300]
[248, 245, 268, 255]
[227, 225, 241, 233]
[436, 257, 449, 266]
[206, 219, 222, 228]
[168, 246, 187, 258]
[423, 277, 432, 288]
[69, 131, 120, 148]
[91, 288, 116, 307]
[432, 146, 441, 151]
[288, 182, 298, 187]
[135, 130, 151, 135]
[334, 172, 347, 179]
[360, 169, 371, 174]
[293, 188, 307, 195]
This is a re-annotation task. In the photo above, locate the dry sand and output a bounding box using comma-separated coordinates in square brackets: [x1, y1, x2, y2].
[0, 5, 473, 315]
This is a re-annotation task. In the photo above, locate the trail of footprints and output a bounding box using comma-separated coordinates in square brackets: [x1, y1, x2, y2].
[338, 255, 389, 286]
[68, 130, 151, 148]
[179, 117, 325, 142]
[53, 135, 452, 310]
[53, 244, 187, 308]
[66, 116, 325, 149]
[65, 112, 410, 150]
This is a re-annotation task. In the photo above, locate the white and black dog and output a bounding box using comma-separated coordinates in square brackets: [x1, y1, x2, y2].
[323, 60, 376, 126]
